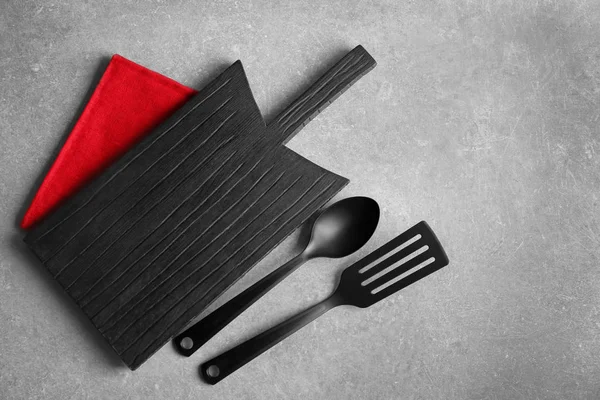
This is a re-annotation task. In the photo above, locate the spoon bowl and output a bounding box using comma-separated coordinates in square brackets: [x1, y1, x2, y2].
[305, 196, 380, 259]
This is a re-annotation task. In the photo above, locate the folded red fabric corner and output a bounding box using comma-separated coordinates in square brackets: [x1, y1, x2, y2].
[21, 55, 198, 229]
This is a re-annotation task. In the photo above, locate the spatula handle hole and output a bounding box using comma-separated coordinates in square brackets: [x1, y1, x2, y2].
[206, 365, 220, 378]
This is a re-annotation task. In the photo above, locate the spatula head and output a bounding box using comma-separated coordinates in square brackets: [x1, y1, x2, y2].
[337, 221, 449, 308]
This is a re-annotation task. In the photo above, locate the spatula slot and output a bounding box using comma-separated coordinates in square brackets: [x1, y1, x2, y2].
[361, 245, 429, 287]
[358, 234, 421, 274]
[371, 256, 436, 294]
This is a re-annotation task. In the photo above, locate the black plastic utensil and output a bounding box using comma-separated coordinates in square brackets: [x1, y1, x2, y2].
[174, 196, 380, 356]
[200, 221, 449, 384]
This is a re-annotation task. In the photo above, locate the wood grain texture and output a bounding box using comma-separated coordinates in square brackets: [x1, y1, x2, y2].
[23, 45, 376, 370]
[269, 45, 376, 145]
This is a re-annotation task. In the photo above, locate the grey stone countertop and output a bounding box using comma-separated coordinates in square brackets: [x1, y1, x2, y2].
[2, 1, 600, 399]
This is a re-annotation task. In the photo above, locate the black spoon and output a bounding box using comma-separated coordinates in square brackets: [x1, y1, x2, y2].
[174, 196, 380, 356]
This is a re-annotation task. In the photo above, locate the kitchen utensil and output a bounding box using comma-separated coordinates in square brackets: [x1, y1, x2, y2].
[200, 221, 449, 384]
[23, 45, 376, 370]
[175, 196, 380, 356]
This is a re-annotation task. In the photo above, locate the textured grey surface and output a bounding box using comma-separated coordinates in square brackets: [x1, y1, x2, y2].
[2, 0, 600, 399]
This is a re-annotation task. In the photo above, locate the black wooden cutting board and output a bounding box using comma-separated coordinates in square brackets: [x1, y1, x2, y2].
[24, 45, 376, 370]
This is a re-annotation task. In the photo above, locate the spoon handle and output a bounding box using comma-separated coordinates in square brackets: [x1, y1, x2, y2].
[174, 253, 307, 356]
[200, 295, 340, 384]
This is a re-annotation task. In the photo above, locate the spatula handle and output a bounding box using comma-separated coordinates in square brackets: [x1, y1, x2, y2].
[174, 254, 307, 356]
[201, 295, 340, 384]
[270, 45, 376, 145]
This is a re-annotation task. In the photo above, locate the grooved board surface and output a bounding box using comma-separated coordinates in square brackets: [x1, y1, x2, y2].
[22, 56, 359, 370]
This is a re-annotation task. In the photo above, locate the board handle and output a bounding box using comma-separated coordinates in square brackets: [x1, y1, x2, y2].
[271, 45, 376, 145]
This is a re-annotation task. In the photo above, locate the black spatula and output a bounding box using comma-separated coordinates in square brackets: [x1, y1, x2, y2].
[200, 221, 449, 384]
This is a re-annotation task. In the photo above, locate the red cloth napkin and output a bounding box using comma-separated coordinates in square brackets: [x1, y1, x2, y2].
[21, 55, 198, 229]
